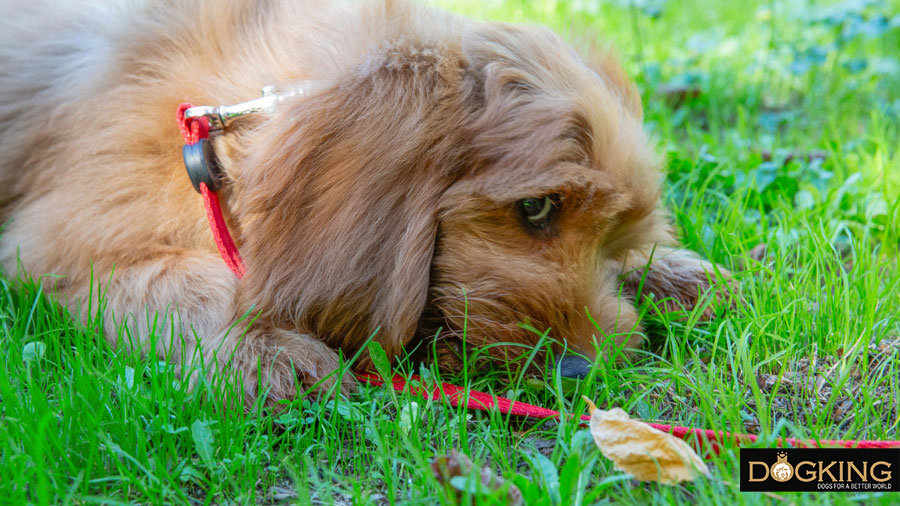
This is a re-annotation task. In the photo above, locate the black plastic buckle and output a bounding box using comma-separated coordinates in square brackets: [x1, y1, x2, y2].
[182, 138, 221, 193]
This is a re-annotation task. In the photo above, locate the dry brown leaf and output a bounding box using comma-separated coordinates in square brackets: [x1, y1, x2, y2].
[583, 397, 710, 484]
[430, 451, 523, 506]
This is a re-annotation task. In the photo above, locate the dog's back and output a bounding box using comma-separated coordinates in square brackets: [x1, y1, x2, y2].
[0, 0, 459, 217]
[0, 1, 110, 214]
[0, 0, 428, 274]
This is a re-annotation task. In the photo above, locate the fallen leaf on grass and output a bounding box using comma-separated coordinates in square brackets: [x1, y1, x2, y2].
[583, 397, 709, 484]
[430, 451, 523, 505]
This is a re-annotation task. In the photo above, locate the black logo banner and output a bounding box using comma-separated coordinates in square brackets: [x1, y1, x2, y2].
[741, 448, 900, 492]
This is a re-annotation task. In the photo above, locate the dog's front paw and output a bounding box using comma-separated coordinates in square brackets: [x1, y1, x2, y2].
[234, 329, 356, 406]
[622, 248, 734, 319]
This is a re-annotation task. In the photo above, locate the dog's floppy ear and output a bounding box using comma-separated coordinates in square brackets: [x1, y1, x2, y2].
[234, 45, 470, 361]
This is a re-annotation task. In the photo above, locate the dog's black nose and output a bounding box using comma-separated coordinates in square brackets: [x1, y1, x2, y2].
[556, 354, 592, 379]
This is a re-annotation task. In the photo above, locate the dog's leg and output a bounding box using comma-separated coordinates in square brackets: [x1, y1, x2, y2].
[619, 246, 732, 318]
[70, 251, 352, 405]
[212, 327, 356, 405]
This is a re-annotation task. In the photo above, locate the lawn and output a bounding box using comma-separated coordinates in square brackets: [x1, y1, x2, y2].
[2, 0, 899, 504]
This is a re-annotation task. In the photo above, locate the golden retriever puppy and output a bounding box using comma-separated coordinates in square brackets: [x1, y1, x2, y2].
[0, 0, 727, 403]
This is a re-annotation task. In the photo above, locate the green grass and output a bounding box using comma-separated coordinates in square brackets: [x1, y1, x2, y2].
[2, 0, 900, 504]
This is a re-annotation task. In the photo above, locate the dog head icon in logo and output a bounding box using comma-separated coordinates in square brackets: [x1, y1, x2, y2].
[770, 452, 793, 482]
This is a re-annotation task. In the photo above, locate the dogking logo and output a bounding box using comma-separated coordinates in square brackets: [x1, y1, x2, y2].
[770, 452, 793, 482]
[741, 448, 900, 492]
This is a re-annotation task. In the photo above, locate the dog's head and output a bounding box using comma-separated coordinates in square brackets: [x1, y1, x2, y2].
[219, 6, 673, 369]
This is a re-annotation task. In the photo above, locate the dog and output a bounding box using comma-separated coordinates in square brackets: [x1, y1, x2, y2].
[0, 0, 727, 404]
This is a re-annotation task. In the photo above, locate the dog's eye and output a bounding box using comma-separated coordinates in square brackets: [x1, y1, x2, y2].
[518, 195, 558, 229]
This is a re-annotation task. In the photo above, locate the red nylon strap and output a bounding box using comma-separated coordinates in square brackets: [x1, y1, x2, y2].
[355, 372, 900, 456]
[176, 103, 246, 278]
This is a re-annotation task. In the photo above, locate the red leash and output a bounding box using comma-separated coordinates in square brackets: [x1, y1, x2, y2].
[355, 373, 900, 455]
[177, 103, 247, 278]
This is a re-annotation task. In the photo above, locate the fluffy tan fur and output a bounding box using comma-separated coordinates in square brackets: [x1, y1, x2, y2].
[0, 0, 727, 404]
